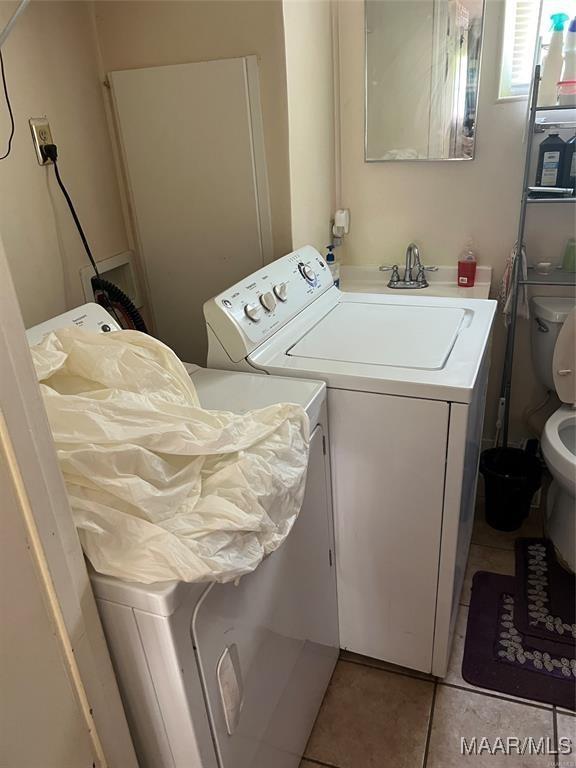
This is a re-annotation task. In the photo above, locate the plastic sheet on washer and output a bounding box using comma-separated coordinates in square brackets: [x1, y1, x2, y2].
[30, 328, 310, 584]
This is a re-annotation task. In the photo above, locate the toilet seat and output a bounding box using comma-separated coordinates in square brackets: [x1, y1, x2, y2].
[542, 407, 576, 496]
[552, 308, 576, 405]
[542, 310, 576, 573]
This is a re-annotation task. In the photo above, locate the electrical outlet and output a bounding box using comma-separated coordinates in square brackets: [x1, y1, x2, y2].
[29, 118, 53, 165]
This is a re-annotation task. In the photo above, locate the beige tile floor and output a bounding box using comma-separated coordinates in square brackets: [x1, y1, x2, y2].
[300, 498, 576, 768]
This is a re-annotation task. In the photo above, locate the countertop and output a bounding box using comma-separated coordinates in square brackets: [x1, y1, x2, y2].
[340, 264, 492, 300]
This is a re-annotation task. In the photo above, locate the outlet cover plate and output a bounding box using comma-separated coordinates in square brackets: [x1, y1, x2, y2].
[29, 118, 53, 165]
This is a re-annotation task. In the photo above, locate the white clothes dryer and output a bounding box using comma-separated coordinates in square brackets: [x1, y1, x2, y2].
[27, 304, 339, 768]
[204, 246, 497, 677]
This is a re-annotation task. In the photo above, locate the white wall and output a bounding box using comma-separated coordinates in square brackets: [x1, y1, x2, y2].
[0, 1, 130, 328]
[336, 0, 573, 440]
[283, 0, 336, 251]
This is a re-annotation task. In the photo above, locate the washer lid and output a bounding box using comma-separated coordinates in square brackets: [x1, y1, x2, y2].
[288, 302, 466, 370]
[531, 297, 576, 324]
[188, 366, 325, 422]
[553, 308, 576, 404]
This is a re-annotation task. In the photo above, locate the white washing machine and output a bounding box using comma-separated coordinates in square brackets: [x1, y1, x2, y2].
[26, 304, 339, 768]
[204, 245, 497, 677]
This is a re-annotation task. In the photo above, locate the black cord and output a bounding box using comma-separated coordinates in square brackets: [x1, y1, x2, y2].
[50, 158, 101, 279]
[42, 143, 148, 332]
[42, 143, 127, 327]
[0, 50, 15, 161]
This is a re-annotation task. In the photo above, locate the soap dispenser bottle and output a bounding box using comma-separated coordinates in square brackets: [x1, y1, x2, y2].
[325, 245, 340, 288]
[458, 239, 477, 287]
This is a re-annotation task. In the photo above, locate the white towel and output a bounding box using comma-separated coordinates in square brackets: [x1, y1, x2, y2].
[500, 244, 529, 324]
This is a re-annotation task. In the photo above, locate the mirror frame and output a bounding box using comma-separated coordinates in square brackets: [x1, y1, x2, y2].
[364, 0, 486, 163]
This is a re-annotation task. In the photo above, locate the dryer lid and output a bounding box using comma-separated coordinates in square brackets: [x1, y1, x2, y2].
[553, 308, 576, 404]
[287, 301, 466, 370]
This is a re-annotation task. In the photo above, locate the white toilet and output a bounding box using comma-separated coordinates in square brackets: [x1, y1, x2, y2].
[530, 297, 576, 572]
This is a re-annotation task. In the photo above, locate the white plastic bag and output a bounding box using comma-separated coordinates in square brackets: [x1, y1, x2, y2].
[31, 328, 310, 584]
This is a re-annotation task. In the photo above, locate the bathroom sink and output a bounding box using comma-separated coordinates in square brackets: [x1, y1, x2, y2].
[340, 264, 492, 299]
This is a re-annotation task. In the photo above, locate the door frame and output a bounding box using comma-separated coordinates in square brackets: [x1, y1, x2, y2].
[0, 237, 138, 767]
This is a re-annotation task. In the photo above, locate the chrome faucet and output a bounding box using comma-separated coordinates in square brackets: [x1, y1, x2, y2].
[379, 243, 437, 289]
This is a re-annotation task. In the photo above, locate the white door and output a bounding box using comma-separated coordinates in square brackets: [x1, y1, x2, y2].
[110, 56, 273, 364]
[329, 389, 449, 672]
[193, 426, 338, 768]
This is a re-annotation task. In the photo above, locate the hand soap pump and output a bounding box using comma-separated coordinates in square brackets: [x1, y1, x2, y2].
[538, 13, 570, 107]
[458, 239, 477, 287]
[326, 245, 340, 288]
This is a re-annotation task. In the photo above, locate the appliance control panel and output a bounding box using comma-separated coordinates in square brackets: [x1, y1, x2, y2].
[26, 303, 121, 346]
[204, 245, 336, 361]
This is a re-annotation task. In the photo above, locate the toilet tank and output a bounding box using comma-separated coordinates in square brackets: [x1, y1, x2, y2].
[531, 297, 576, 391]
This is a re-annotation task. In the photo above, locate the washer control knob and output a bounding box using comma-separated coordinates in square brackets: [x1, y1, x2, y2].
[259, 291, 276, 312]
[299, 263, 316, 283]
[273, 283, 288, 302]
[244, 303, 262, 322]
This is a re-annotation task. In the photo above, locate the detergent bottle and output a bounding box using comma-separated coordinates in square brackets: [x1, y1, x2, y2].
[538, 13, 570, 107]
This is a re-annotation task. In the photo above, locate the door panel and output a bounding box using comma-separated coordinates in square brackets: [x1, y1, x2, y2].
[192, 426, 338, 768]
[328, 389, 449, 672]
[110, 57, 271, 364]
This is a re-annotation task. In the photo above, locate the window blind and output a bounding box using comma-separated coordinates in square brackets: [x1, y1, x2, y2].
[499, 0, 540, 99]
[510, 1, 540, 91]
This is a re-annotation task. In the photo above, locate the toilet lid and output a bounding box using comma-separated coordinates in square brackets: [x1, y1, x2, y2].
[553, 309, 576, 405]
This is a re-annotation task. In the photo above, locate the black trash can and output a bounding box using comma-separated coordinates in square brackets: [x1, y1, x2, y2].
[479, 448, 542, 532]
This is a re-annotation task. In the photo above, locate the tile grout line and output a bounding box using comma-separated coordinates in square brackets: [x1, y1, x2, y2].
[339, 656, 436, 684]
[301, 758, 341, 768]
[339, 655, 561, 713]
[470, 541, 519, 555]
[438, 680, 556, 712]
[422, 680, 438, 768]
[471, 541, 516, 553]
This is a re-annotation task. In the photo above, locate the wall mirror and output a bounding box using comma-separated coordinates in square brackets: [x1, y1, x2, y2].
[365, 0, 485, 161]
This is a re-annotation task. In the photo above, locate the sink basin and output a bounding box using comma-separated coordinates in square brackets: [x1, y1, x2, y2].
[340, 264, 492, 299]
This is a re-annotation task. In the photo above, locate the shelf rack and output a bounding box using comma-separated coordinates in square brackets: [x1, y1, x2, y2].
[499, 65, 576, 447]
[520, 268, 576, 287]
[534, 103, 576, 111]
[526, 197, 576, 204]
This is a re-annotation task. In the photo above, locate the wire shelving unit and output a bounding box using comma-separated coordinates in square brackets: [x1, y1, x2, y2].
[499, 65, 576, 447]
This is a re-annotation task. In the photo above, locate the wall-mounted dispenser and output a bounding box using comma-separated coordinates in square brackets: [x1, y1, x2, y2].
[332, 209, 350, 238]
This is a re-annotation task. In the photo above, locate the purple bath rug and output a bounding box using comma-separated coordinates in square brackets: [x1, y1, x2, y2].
[514, 538, 575, 648]
[462, 572, 576, 710]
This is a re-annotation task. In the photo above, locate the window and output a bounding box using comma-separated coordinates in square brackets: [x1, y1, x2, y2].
[498, 0, 576, 101]
[499, 0, 540, 99]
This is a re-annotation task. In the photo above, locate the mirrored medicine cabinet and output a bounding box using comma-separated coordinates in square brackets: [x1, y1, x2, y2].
[365, 0, 486, 162]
